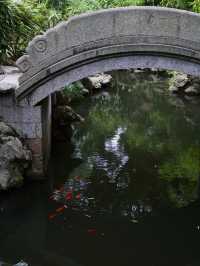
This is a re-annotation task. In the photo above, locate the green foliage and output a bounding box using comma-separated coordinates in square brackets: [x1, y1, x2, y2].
[192, 0, 200, 12]
[63, 82, 85, 101]
[64, 0, 101, 16]
[160, 0, 192, 9]
[45, 0, 70, 10]
[159, 147, 200, 182]
[0, 0, 38, 63]
[1, 0, 200, 63]
[71, 71, 200, 208]
[159, 147, 200, 207]
[98, 0, 145, 8]
[0, 0, 64, 63]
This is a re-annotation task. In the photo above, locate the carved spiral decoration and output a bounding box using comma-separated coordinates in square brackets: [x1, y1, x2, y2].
[34, 39, 47, 53]
[19, 58, 31, 73]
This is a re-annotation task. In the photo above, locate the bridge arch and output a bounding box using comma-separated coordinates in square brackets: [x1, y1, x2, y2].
[16, 6, 200, 105]
[13, 6, 200, 175]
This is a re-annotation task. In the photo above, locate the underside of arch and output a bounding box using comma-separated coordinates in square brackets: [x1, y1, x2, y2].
[18, 53, 200, 106]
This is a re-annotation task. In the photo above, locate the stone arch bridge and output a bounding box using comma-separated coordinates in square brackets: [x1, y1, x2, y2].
[2, 6, 200, 177]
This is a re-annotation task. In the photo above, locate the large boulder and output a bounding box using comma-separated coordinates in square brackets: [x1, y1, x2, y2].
[0, 122, 31, 190]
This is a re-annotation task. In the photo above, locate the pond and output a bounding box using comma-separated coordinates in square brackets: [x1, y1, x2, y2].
[0, 70, 200, 266]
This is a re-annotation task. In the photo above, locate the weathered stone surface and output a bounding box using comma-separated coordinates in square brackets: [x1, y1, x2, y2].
[169, 85, 179, 93]
[0, 92, 42, 138]
[172, 73, 189, 88]
[169, 72, 200, 96]
[0, 66, 21, 94]
[0, 121, 16, 136]
[15, 7, 200, 104]
[0, 122, 31, 190]
[20, 55, 200, 106]
[185, 85, 200, 96]
[82, 73, 112, 91]
[0, 69, 43, 179]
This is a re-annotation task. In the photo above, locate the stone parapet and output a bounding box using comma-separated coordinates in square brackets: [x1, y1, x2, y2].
[16, 7, 200, 104]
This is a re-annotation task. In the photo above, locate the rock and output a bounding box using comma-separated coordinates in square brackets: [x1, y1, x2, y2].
[169, 72, 200, 97]
[172, 72, 189, 88]
[13, 261, 28, 266]
[0, 122, 31, 190]
[0, 66, 21, 95]
[185, 85, 200, 96]
[1, 66, 20, 75]
[169, 85, 180, 93]
[87, 73, 112, 89]
[82, 73, 112, 92]
[0, 122, 17, 136]
[0, 82, 16, 93]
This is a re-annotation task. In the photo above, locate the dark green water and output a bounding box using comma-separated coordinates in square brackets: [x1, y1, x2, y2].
[1, 70, 200, 266]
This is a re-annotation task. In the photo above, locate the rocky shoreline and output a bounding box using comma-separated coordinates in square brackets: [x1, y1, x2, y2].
[0, 121, 31, 190]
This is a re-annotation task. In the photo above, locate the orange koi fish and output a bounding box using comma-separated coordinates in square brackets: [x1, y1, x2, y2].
[75, 193, 81, 200]
[87, 229, 97, 236]
[48, 213, 57, 220]
[56, 206, 66, 213]
[65, 191, 73, 201]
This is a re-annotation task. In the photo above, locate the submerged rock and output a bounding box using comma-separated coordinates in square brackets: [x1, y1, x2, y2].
[0, 122, 31, 190]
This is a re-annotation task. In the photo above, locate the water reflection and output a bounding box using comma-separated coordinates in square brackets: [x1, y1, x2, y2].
[70, 70, 200, 214]
[1, 70, 200, 266]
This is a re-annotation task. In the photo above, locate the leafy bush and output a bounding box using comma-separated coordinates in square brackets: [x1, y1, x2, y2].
[0, 0, 39, 63]
[160, 0, 192, 9]
[1, 0, 200, 64]
[192, 0, 200, 12]
[63, 82, 86, 101]
[0, 0, 63, 64]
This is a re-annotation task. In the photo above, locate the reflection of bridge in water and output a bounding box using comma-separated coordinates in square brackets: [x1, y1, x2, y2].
[1, 6, 200, 177]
